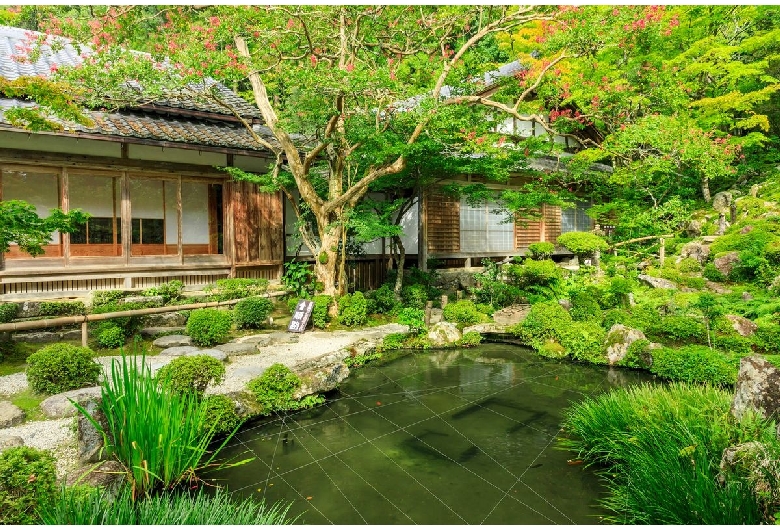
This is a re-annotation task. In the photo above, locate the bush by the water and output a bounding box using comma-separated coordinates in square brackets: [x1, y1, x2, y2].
[442, 300, 485, 326]
[233, 296, 273, 329]
[509, 301, 571, 350]
[650, 345, 738, 385]
[200, 394, 242, 437]
[186, 308, 233, 346]
[396, 307, 425, 334]
[562, 383, 772, 524]
[0, 446, 57, 524]
[247, 363, 324, 414]
[401, 284, 428, 310]
[26, 343, 101, 394]
[40, 484, 296, 525]
[559, 321, 607, 364]
[156, 355, 226, 397]
[338, 291, 367, 327]
[369, 284, 399, 314]
[456, 331, 483, 348]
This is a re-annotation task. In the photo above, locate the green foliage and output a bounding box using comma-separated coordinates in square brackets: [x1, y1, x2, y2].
[338, 291, 368, 327]
[0, 303, 18, 324]
[205, 278, 269, 302]
[753, 324, 780, 354]
[569, 288, 603, 322]
[442, 300, 485, 326]
[712, 334, 754, 356]
[506, 259, 562, 288]
[369, 284, 399, 314]
[651, 315, 706, 343]
[282, 260, 314, 298]
[186, 309, 233, 347]
[703, 263, 727, 283]
[558, 320, 607, 364]
[677, 257, 702, 273]
[78, 354, 228, 499]
[200, 395, 242, 437]
[38, 301, 87, 317]
[396, 307, 426, 334]
[311, 295, 333, 329]
[26, 343, 101, 395]
[156, 355, 226, 397]
[247, 363, 324, 414]
[40, 485, 296, 525]
[562, 383, 765, 524]
[556, 232, 608, 259]
[401, 284, 428, 310]
[473, 259, 524, 308]
[96, 323, 126, 349]
[509, 301, 572, 350]
[233, 296, 274, 330]
[605, 276, 636, 308]
[0, 446, 57, 524]
[376, 332, 407, 353]
[618, 338, 653, 369]
[91, 290, 126, 308]
[143, 280, 184, 304]
[527, 241, 555, 260]
[650, 345, 738, 385]
[456, 331, 483, 348]
[344, 350, 383, 368]
[602, 308, 631, 330]
[0, 199, 89, 257]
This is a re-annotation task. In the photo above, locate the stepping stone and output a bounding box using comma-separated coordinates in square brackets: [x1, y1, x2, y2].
[153, 334, 192, 348]
[232, 334, 273, 344]
[215, 343, 258, 356]
[158, 346, 200, 357]
[140, 327, 186, 339]
[187, 349, 228, 362]
[39, 386, 102, 419]
[0, 401, 24, 428]
[0, 435, 24, 452]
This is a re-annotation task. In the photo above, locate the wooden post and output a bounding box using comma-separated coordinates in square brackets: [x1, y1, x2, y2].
[81, 321, 88, 347]
[418, 193, 428, 271]
[441, 294, 448, 308]
[659, 237, 665, 267]
[424, 301, 433, 326]
[456, 290, 463, 300]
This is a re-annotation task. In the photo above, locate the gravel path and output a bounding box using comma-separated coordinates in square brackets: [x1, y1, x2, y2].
[0, 418, 78, 478]
[0, 372, 28, 396]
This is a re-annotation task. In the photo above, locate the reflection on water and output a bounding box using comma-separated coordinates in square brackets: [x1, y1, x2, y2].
[206, 344, 653, 524]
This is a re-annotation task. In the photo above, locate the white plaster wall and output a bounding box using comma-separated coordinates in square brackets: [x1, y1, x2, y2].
[129, 179, 164, 219]
[181, 182, 209, 244]
[69, 174, 117, 217]
[0, 131, 121, 157]
[164, 181, 178, 243]
[234, 155, 271, 173]
[2, 169, 60, 243]
[128, 144, 227, 166]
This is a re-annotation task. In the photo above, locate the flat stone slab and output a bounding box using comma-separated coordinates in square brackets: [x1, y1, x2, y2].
[39, 386, 102, 419]
[0, 434, 24, 452]
[0, 401, 25, 428]
[463, 323, 510, 335]
[216, 343, 259, 356]
[232, 334, 274, 344]
[152, 334, 192, 348]
[159, 346, 200, 357]
[140, 327, 186, 339]
[187, 349, 228, 362]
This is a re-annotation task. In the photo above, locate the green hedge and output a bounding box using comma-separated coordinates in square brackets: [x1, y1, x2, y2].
[26, 344, 101, 395]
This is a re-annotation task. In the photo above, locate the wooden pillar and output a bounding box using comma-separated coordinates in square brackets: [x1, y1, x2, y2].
[418, 192, 428, 271]
[121, 172, 132, 265]
[0, 169, 4, 272]
[424, 300, 433, 326]
[61, 167, 69, 265]
[441, 294, 448, 308]
[177, 176, 183, 264]
[81, 321, 88, 347]
[659, 237, 665, 267]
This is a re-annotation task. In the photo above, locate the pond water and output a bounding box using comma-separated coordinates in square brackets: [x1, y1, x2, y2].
[206, 344, 654, 524]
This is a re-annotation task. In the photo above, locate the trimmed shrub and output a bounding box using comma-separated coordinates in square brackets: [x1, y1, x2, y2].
[397, 307, 425, 334]
[703, 263, 726, 283]
[618, 338, 653, 369]
[569, 289, 603, 322]
[376, 332, 406, 352]
[712, 334, 754, 356]
[557, 231, 608, 259]
[247, 363, 324, 414]
[650, 345, 738, 385]
[143, 280, 184, 304]
[677, 257, 702, 273]
[509, 301, 572, 350]
[234, 297, 273, 330]
[200, 395, 241, 437]
[205, 278, 269, 301]
[442, 300, 484, 326]
[559, 321, 607, 364]
[156, 355, 226, 397]
[0, 447, 57, 524]
[602, 308, 631, 330]
[91, 290, 126, 308]
[652, 315, 706, 343]
[26, 343, 101, 395]
[186, 309, 233, 347]
[506, 259, 562, 288]
[457, 331, 483, 348]
[338, 292, 367, 327]
[312, 295, 333, 329]
[753, 324, 780, 354]
[401, 284, 428, 310]
[0, 303, 18, 324]
[370, 284, 399, 314]
[287, 297, 302, 314]
[528, 241, 555, 260]
[38, 301, 87, 317]
[96, 323, 126, 349]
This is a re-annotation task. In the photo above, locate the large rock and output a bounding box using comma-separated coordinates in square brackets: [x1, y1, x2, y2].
[706, 281, 732, 295]
[188, 349, 228, 362]
[77, 399, 108, 463]
[427, 322, 462, 346]
[604, 324, 648, 366]
[492, 305, 531, 325]
[434, 270, 477, 291]
[429, 308, 443, 325]
[0, 401, 24, 428]
[731, 356, 780, 421]
[714, 251, 740, 277]
[678, 241, 710, 265]
[11, 331, 60, 343]
[140, 326, 186, 338]
[65, 459, 126, 492]
[0, 435, 24, 452]
[140, 311, 188, 327]
[123, 295, 164, 306]
[293, 352, 351, 399]
[158, 345, 200, 357]
[638, 274, 677, 290]
[684, 220, 702, 238]
[713, 191, 734, 213]
[40, 386, 102, 419]
[726, 314, 758, 337]
[152, 334, 192, 348]
[217, 342, 260, 356]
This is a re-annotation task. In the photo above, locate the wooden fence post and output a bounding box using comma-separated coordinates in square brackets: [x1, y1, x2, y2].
[659, 237, 666, 267]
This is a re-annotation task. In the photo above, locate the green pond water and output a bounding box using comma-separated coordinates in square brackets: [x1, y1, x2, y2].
[206, 344, 654, 524]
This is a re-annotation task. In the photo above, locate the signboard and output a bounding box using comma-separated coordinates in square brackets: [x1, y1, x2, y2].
[288, 299, 314, 333]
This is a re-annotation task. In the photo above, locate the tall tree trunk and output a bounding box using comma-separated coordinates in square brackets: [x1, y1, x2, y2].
[313, 218, 341, 297]
[392, 235, 406, 298]
[702, 177, 712, 203]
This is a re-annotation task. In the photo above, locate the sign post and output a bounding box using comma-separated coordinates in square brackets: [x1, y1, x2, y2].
[288, 299, 314, 333]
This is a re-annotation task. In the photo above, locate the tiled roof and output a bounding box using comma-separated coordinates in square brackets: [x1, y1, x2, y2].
[0, 25, 262, 119]
[0, 98, 277, 152]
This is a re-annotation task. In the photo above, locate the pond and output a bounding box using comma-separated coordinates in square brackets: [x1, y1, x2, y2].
[206, 344, 655, 524]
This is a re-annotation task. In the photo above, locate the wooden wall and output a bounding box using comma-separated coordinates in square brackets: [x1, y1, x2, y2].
[230, 180, 284, 265]
[426, 190, 460, 253]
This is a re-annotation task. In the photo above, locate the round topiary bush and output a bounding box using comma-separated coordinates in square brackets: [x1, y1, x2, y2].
[200, 394, 241, 437]
[442, 300, 484, 326]
[396, 307, 425, 334]
[247, 363, 323, 414]
[0, 303, 18, 324]
[156, 355, 226, 396]
[96, 323, 126, 349]
[234, 296, 274, 330]
[26, 343, 101, 395]
[186, 308, 233, 346]
[338, 292, 368, 327]
[556, 231, 609, 260]
[528, 242, 555, 260]
[0, 446, 58, 524]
